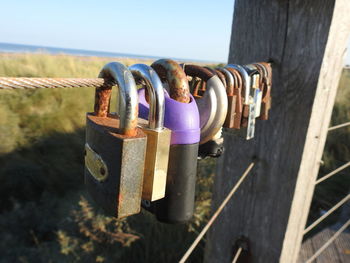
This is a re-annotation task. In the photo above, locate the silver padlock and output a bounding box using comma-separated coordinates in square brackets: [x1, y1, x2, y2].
[244, 64, 262, 118]
[182, 64, 228, 144]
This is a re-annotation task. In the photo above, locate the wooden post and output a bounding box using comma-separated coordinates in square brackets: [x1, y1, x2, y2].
[204, 0, 350, 262]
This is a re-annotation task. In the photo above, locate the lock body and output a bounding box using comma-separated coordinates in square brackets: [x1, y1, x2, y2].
[224, 95, 237, 128]
[154, 143, 198, 223]
[85, 113, 147, 218]
[139, 87, 200, 223]
[140, 124, 171, 201]
[129, 63, 171, 202]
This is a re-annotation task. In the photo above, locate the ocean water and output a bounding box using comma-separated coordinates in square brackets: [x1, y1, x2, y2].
[0, 42, 163, 60]
[0, 42, 215, 63]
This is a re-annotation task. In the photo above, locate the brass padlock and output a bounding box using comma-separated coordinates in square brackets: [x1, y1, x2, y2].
[85, 62, 147, 218]
[129, 63, 171, 201]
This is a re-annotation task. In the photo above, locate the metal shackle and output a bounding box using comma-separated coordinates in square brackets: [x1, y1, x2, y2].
[213, 69, 227, 89]
[216, 67, 234, 96]
[151, 59, 191, 103]
[129, 64, 165, 130]
[226, 64, 251, 104]
[94, 62, 139, 136]
[182, 64, 228, 144]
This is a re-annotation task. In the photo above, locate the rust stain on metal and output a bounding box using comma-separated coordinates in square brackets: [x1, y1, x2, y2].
[94, 84, 113, 117]
[151, 59, 190, 103]
[226, 67, 244, 129]
[183, 64, 214, 82]
[214, 69, 227, 89]
[253, 62, 272, 120]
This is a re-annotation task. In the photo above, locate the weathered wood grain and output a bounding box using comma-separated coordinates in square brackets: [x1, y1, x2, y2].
[204, 0, 350, 262]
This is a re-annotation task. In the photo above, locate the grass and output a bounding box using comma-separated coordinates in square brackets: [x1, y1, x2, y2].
[0, 53, 348, 262]
[0, 53, 214, 263]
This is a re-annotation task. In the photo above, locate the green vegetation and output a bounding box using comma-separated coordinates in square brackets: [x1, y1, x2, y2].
[0, 54, 348, 262]
[0, 54, 213, 263]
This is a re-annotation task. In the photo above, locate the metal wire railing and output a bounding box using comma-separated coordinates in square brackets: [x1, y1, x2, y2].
[179, 163, 255, 263]
[305, 219, 350, 263]
[315, 161, 350, 185]
[302, 120, 350, 262]
[303, 194, 350, 235]
[328, 121, 350, 131]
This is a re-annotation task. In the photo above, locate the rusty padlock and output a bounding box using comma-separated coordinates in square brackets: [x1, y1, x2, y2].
[225, 67, 243, 129]
[85, 62, 147, 218]
[226, 64, 256, 139]
[216, 67, 237, 129]
[129, 63, 171, 202]
[253, 62, 272, 120]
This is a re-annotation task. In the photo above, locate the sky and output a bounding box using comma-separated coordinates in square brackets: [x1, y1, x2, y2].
[0, 0, 234, 62]
[1, 1, 350, 64]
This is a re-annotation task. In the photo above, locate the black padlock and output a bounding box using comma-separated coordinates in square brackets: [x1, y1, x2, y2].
[139, 59, 201, 223]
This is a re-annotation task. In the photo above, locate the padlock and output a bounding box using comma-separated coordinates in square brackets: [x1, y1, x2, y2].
[244, 64, 262, 118]
[85, 62, 147, 218]
[194, 66, 227, 159]
[216, 67, 237, 129]
[129, 63, 171, 202]
[224, 67, 243, 129]
[182, 64, 228, 145]
[253, 62, 272, 120]
[226, 64, 256, 139]
[139, 59, 200, 223]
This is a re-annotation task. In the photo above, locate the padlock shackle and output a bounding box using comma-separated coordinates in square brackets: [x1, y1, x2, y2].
[226, 68, 243, 98]
[226, 64, 251, 104]
[216, 67, 234, 96]
[253, 62, 272, 104]
[151, 59, 191, 103]
[129, 64, 165, 130]
[182, 64, 214, 82]
[95, 62, 139, 136]
[213, 69, 227, 89]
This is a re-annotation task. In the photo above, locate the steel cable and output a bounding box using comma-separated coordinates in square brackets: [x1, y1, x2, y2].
[328, 121, 350, 131]
[315, 161, 350, 185]
[0, 77, 113, 90]
[305, 218, 350, 263]
[232, 247, 243, 263]
[179, 162, 255, 263]
[303, 194, 350, 235]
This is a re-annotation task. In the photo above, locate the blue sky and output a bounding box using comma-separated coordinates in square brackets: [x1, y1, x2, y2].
[1, 1, 349, 64]
[0, 0, 234, 62]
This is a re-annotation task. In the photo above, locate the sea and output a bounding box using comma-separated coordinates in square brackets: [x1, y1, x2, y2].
[0, 42, 216, 63]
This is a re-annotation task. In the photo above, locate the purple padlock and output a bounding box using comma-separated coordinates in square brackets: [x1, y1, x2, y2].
[138, 59, 201, 224]
[138, 88, 200, 145]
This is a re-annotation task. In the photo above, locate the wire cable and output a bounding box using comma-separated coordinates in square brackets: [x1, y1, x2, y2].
[305, 218, 350, 263]
[328, 121, 350, 131]
[303, 194, 350, 235]
[232, 247, 243, 263]
[179, 162, 255, 263]
[0, 77, 113, 90]
[315, 161, 350, 185]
